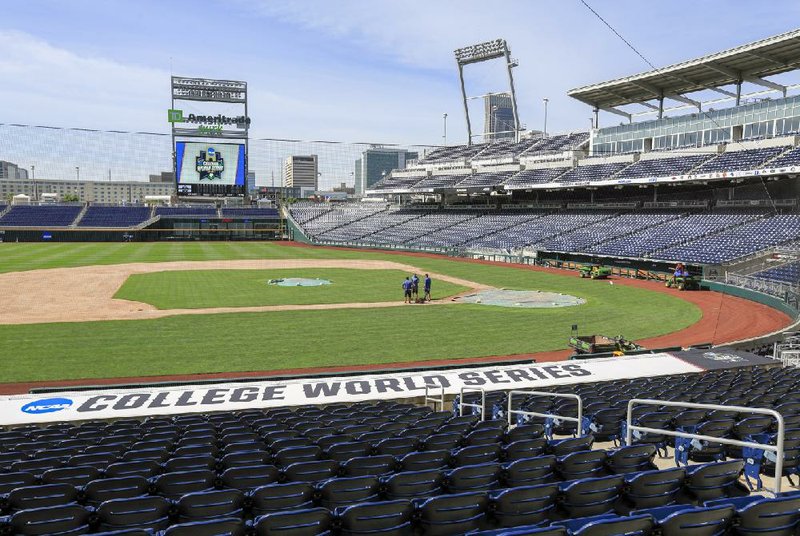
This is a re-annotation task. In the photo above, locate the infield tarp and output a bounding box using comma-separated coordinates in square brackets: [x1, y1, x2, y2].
[0, 349, 774, 425]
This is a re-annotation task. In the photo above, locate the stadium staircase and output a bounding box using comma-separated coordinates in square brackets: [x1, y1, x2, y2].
[69, 204, 90, 228]
[0, 205, 11, 219]
[134, 213, 161, 230]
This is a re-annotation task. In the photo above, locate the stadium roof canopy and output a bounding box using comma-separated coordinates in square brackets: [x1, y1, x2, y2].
[568, 28, 800, 119]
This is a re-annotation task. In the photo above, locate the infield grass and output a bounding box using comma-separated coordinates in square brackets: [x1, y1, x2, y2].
[114, 268, 467, 309]
[0, 242, 702, 383]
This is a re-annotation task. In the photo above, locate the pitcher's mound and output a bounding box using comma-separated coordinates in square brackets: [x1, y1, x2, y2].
[455, 289, 585, 308]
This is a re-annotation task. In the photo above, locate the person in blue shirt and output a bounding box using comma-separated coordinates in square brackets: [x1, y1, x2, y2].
[424, 274, 432, 302]
[402, 277, 412, 303]
[411, 274, 419, 300]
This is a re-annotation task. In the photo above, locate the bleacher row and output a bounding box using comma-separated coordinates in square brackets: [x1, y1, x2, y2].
[0, 206, 279, 228]
[291, 204, 800, 264]
[418, 133, 590, 164]
[371, 145, 800, 192]
[0, 365, 799, 535]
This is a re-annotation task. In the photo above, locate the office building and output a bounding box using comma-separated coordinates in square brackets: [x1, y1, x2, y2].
[283, 155, 318, 189]
[354, 148, 418, 195]
[484, 93, 515, 141]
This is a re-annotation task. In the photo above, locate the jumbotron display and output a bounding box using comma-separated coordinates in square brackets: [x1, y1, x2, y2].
[175, 142, 246, 197]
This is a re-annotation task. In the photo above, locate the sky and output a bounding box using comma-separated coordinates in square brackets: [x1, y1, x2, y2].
[1, 1, 800, 185]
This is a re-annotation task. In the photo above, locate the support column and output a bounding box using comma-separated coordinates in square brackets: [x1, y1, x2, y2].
[457, 63, 472, 146]
[504, 50, 521, 143]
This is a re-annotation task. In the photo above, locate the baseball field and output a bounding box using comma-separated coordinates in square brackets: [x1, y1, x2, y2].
[0, 241, 788, 389]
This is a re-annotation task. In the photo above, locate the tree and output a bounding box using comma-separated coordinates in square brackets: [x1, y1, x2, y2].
[62, 193, 79, 202]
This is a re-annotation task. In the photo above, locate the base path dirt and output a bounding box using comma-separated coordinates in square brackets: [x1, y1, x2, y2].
[0, 259, 490, 325]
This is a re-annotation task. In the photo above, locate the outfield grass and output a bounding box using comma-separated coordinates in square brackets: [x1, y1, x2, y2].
[114, 268, 467, 309]
[0, 242, 702, 383]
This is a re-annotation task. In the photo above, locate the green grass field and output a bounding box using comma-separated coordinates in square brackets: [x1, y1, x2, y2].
[114, 268, 467, 309]
[0, 242, 702, 383]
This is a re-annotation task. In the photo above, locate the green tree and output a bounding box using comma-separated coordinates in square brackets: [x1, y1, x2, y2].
[62, 193, 80, 202]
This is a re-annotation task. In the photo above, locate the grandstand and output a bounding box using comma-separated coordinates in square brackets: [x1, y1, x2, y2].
[77, 206, 152, 228]
[0, 352, 796, 535]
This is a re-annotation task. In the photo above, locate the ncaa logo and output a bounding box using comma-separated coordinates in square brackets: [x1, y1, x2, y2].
[21, 397, 73, 415]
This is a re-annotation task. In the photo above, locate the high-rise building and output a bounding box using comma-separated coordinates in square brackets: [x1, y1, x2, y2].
[484, 93, 515, 141]
[283, 155, 318, 189]
[0, 161, 28, 180]
[354, 148, 418, 195]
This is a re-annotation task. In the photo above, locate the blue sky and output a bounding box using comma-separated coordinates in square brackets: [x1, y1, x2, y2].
[1, 0, 800, 147]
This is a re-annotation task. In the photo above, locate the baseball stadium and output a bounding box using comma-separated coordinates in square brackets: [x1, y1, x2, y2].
[2, 5, 800, 536]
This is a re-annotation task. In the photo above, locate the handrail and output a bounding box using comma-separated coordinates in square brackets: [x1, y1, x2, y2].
[459, 387, 486, 420]
[507, 390, 583, 436]
[626, 399, 785, 494]
[424, 383, 445, 412]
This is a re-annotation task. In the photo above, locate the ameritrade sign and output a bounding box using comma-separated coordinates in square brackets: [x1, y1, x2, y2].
[0, 350, 770, 425]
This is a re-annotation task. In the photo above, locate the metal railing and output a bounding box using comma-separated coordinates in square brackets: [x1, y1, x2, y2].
[424, 384, 445, 412]
[626, 399, 786, 494]
[459, 387, 486, 420]
[724, 272, 799, 300]
[507, 390, 583, 436]
[779, 349, 800, 367]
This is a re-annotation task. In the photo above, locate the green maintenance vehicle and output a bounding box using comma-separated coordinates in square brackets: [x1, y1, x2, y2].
[568, 325, 643, 355]
[579, 264, 612, 279]
[665, 274, 701, 291]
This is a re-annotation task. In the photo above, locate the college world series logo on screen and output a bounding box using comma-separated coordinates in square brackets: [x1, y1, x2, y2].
[196, 147, 225, 181]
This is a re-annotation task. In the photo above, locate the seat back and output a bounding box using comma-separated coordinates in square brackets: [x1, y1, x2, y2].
[220, 465, 280, 491]
[316, 476, 380, 509]
[503, 455, 556, 487]
[162, 517, 247, 536]
[255, 507, 333, 536]
[381, 469, 443, 500]
[10, 505, 90, 536]
[560, 475, 625, 517]
[658, 505, 735, 536]
[152, 469, 215, 499]
[606, 445, 656, 474]
[737, 495, 800, 536]
[97, 496, 172, 532]
[623, 467, 685, 510]
[685, 460, 745, 501]
[490, 483, 559, 528]
[416, 491, 488, 536]
[176, 489, 245, 521]
[83, 476, 150, 506]
[251, 482, 316, 515]
[557, 450, 608, 480]
[444, 463, 501, 493]
[337, 499, 414, 536]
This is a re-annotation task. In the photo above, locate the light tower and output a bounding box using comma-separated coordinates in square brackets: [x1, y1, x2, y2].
[454, 39, 521, 145]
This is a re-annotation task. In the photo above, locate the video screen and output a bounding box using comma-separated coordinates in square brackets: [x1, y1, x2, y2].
[175, 142, 246, 196]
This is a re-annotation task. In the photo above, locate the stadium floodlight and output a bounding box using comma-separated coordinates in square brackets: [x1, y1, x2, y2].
[453, 39, 521, 145]
[454, 39, 508, 65]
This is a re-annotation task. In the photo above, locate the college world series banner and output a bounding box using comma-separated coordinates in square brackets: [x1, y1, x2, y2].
[0, 349, 774, 425]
